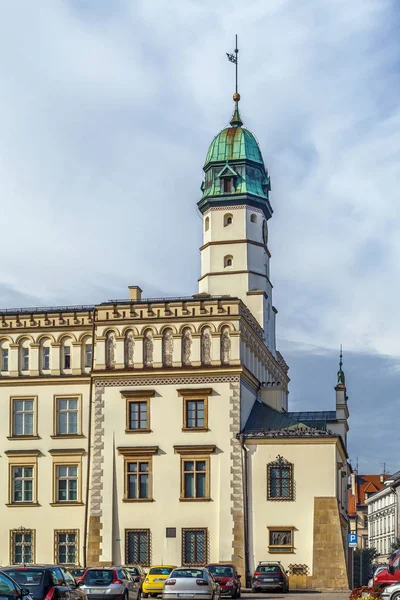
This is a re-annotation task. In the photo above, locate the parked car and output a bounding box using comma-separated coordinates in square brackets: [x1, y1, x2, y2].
[0, 570, 32, 600]
[124, 566, 146, 590]
[205, 564, 241, 598]
[67, 569, 86, 584]
[251, 562, 289, 593]
[368, 566, 388, 587]
[78, 567, 141, 600]
[381, 582, 400, 600]
[1, 565, 86, 600]
[163, 567, 220, 600]
[142, 566, 176, 598]
[374, 553, 400, 588]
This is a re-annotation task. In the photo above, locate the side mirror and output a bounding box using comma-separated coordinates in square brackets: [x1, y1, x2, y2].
[21, 589, 30, 598]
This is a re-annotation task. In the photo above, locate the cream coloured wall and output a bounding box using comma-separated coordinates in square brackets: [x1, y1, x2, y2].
[98, 380, 236, 566]
[0, 381, 89, 565]
[247, 440, 337, 575]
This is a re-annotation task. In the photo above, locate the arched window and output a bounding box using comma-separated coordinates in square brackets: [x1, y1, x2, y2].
[61, 337, 72, 372]
[267, 455, 294, 501]
[224, 255, 233, 268]
[19, 338, 30, 373]
[250, 213, 257, 223]
[81, 335, 93, 370]
[205, 216, 210, 232]
[40, 338, 52, 373]
[224, 213, 233, 227]
[0, 339, 10, 372]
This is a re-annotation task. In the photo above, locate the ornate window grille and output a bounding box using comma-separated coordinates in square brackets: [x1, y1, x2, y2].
[267, 456, 294, 501]
[182, 528, 208, 566]
[54, 530, 78, 565]
[125, 529, 150, 566]
[10, 528, 35, 564]
[288, 564, 309, 576]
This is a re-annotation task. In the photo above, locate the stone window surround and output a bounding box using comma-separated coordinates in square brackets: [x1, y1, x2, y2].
[125, 528, 151, 567]
[121, 390, 155, 434]
[178, 388, 213, 432]
[8, 395, 39, 440]
[267, 526, 295, 554]
[10, 528, 36, 565]
[52, 394, 84, 439]
[6, 450, 40, 507]
[174, 445, 215, 502]
[54, 529, 79, 566]
[118, 446, 158, 503]
[267, 456, 294, 501]
[49, 448, 85, 507]
[181, 527, 208, 566]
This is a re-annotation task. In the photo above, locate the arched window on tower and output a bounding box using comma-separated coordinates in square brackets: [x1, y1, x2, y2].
[250, 213, 257, 223]
[205, 216, 210, 232]
[224, 213, 233, 227]
[224, 255, 233, 268]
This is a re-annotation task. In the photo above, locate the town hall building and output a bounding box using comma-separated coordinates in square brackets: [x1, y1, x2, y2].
[0, 87, 350, 590]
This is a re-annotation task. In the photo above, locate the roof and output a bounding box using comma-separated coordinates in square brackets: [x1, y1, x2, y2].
[287, 410, 337, 430]
[242, 402, 336, 439]
[348, 474, 390, 516]
[205, 126, 264, 166]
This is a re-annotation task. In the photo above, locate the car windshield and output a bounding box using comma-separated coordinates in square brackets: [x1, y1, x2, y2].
[207, 567, 234, 577]
[3, 569, 45, 587]
[126, 568, 138, 576]
[84, 570, 114, 585]
[257, 566, 281, 573]
[172, 570, 204, 579]
[69, 569, 85, 577]
[149, 568, 172, 576]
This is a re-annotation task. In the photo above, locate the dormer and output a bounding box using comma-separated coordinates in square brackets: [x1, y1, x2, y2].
[217, 163, 239, 195]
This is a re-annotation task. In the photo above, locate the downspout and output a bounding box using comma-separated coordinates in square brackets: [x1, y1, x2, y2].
[83, 308, 97, 568]
[240, 433, 250, 587]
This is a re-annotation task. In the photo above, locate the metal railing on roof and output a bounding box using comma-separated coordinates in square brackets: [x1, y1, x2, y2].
[0, 304, 95, 315]
[102, 295, 236, 304]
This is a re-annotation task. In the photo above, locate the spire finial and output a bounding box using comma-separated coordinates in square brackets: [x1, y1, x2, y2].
[337, 344, 345, 386]
[226, 35, 242, 127]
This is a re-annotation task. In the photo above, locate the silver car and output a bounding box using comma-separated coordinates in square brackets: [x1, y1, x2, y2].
[382, 583, 400, 600]
[79, 567, 141, 600]
[162, 567, 220, 600]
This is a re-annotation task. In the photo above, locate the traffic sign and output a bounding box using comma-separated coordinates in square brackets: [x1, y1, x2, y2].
[348, 533, 358, 547]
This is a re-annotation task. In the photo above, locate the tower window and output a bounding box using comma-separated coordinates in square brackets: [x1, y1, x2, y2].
[223, 178, 232, 193]
[250, 213, 257, 223]
[224, 213, 233, 227]
[205, 216, 209, 232]
[224, 255, 233, 268]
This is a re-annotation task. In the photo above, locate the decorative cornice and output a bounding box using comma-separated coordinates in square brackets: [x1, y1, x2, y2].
[96, 374, 241, 388]
[177, 388, 213, 397]
[174, 445, 216, 455]
[49, 448, 85, 456]
[120, 390, 156, 398]
[117, 446, 159, 456]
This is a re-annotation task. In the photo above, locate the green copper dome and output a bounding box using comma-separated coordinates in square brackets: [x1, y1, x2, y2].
[205, 125, 264, 166]
[198, 101, 273, 219]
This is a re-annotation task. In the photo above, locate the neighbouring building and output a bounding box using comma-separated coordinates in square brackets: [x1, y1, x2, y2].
[366, 471, 400, 560]
[0, 87, 350, 589]
[349, 473, 390, 549]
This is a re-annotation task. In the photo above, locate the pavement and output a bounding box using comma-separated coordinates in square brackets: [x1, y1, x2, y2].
[241, 593, 350, 600]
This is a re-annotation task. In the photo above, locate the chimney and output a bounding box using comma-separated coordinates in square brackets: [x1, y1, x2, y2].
[128, 286, 142, 302]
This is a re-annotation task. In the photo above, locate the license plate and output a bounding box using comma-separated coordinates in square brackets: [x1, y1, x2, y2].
[262, 579, 274, 582]
[177, 595, 194, 598]
[155, 579, 165, 582]
[89, 589, 106, 594]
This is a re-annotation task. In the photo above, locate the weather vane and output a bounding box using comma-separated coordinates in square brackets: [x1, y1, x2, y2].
[226, 34, 239, 99]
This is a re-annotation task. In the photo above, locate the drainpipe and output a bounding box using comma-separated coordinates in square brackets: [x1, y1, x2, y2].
[239, 434, 250, 588]
[83, 308, 97, 568]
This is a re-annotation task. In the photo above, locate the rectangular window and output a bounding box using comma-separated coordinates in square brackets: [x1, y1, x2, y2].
[56, 465, 78, 502]
[125, 529, 150, 566]
[129, 401, 149, 431]
[85, 344, 92, 368]
[10, 529, 34, 564]
[223, 178, 232, 193]
[12, 398, 35, 436]
[12, 466, 34, 503]
[182, 528, 208, 566]
[267, 460, 293, 501]
[63, 347, 71, 369]
[185, 400, 204, 429]
[126, 460, 150, 500]
[43, 347, 50, 370]
[56, 397, 79, 435]
[1, 348, 9, 371]
[268, 527, 294, 553]
[182, 458, 209, 500]
[54, 530, 78, 565]
[22, 348, 29, 371]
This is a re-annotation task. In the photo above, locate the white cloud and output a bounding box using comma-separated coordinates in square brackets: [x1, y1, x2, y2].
[0, 0, 399, 358]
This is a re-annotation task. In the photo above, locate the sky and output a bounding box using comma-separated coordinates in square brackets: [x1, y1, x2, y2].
[1, 0, 400, 472]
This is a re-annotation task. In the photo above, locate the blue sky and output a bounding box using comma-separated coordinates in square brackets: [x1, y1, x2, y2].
[1, 0, 399, 472]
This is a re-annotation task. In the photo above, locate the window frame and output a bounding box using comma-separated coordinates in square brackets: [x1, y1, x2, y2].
[181, 457, 210, 501]
[182, 528, 208, 566]
[267, 456, 294, 501]
[125, 529, 151, 567]
[55, 464, 79, 503]
[50, 450, 84, 506]
[121, 390, 155, 434]
[9, 396, 38, 439]
[10, 465, 35, 504]
[63, 346, 71, 370]
[267, 526, 295, 554]
[54, 529, 79, 566]
[85, 343, 92, 368]
[53, 395, 82, 438]
[178, 389, 212, 432]
[1, 347, 9, 371]
[43, 346, 51, 370]
[125, 458, 152, 502]
[22, 347, 29, 371]
[6, 451, 40, 506]
[127, 399, 150, 433]
[10, 528, 35, 564]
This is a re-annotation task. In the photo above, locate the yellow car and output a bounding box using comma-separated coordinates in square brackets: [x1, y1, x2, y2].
[142, 565, 177, 598]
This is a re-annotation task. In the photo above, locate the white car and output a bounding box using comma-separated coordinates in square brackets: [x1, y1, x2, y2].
[162, 567, 220, 600]
[381, 582, 400, 600]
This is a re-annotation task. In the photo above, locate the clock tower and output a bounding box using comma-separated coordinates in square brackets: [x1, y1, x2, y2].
[197, 94, 277, 355]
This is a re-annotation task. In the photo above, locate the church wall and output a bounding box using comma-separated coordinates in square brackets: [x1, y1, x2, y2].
[247, 440, 337, 578]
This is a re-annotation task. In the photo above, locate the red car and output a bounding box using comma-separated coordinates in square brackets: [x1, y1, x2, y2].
[374, 552, 400, 588]
[206, 564, 241, 598]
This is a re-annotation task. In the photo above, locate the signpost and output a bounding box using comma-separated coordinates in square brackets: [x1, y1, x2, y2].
[348, 533, 358, 548]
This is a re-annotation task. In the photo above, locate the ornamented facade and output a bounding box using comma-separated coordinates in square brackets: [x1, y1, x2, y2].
[0, 92, 350, 589]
